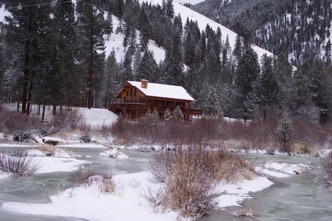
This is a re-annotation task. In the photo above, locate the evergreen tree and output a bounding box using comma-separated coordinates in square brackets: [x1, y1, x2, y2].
[255, 54, 279, 121]
[137, 50, 159, 82]
[233, 34, 242, 62]
[52, 0, 80, 107]
[307, 60, 332, 123]
[105, 49, 122, 104]
[161, 55, 184, 85]
[121, 50, 133, 82]
[133, 48, 142, 79]
[233, 47, 260, 121]
[172, 105, 183, 120]
[4, 0, 53, 114]
[76, 0, 107, 108]
[162, 0, 167, 15]
[0, 32, 4, 101]
[138, 10, 151, 52]
[166, 0, 174, 18]
[273, 54, 296, 111]
[164, 107, 172, 120]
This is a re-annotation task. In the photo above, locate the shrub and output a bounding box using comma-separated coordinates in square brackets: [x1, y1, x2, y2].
[48, 109, 83, 133]
[149, 147, 254, 219]
[71, 168, 115, 193]
[0, 152, 40, 176]
[275, 113, 294, 153]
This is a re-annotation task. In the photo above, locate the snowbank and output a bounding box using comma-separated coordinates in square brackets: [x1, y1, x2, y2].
[99, 149, 129, 159]
[215, 176, 273, 208]
[2, 171, 273, 221]
[36, 157, 88, 174]
[0, 171, 11, 179]
[78, 108, 118, 129]
[318, 149, 332, 157]
[255, 161, 309, 178]
[2, 172, 178, 221]
[25, 149, 46, 157]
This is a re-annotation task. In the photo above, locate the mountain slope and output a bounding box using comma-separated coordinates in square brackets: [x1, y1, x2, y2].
[139, 0, 273, 59]
[192, 0, 332, 63]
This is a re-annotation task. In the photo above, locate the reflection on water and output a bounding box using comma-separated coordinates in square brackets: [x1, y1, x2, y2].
[1, 147, 332, 221]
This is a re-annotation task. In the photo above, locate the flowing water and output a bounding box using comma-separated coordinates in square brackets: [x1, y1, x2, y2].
[0, 147, 332, 221]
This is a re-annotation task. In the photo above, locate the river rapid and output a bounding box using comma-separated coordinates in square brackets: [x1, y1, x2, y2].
[0, 147, 331, 221]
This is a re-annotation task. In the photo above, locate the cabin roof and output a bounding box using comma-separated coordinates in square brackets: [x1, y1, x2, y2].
[126, 81, 195, 101]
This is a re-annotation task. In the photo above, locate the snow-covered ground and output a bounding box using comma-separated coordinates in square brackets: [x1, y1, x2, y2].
[2, 171, 274, 221]
[0, 102, 314, 221]
[78, 107, 118, 129]
[256, 161, 309, 178]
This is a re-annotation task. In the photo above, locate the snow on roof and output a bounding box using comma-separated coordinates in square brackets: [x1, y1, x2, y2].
[127, 81, 195, 101]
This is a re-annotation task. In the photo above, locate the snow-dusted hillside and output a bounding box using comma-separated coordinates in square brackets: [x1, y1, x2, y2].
[0, 3, 165, 64]
[104, 15, 165, 63]
[138, 0, 273, 59]
[0, 0, 272, 64]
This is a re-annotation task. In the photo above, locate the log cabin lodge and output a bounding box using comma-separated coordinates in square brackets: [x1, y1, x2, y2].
[109, 80, 202, 120]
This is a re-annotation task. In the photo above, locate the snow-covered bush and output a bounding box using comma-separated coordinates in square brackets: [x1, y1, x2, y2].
[149, 147, 254, 219]
[172, 105, 183, 120]
[99, 149, 129, 159]
[0, 109, 43, 134]
[71, 168, 115, 193]
[0, 152, 40, 176]
[48, 109, 83, 133]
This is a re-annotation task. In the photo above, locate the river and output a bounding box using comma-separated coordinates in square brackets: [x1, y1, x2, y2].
[1, 147, 332, 221]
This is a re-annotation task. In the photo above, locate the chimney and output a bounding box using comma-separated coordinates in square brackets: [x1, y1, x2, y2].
[141, 79, 148, 89]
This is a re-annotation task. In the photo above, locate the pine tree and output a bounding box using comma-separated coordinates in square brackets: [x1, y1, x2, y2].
[273, 54, 296, 111]
[138, 10, 151, 52]
[133, 48, 142, 79]
[0, 33, 4, 101]
[255, 54, 279, 121]
[233, 47, 260, 121]
[307, 60, 332, 123]
[233, 34, 242, 62]
[76, 0, 107, 108]
[164, 107, 172, 120]
[103, 49, 123, 104]
[172, 105, 183, 120]
[166, 0, 174, 18]
[137, 50, 159, 82]
[53, 0, 80, 107]
[121, 50, 133, 82]
[162, 0, 167, 16]
[4, 0, 55, 115]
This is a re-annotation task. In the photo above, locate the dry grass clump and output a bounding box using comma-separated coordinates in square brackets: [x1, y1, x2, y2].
[71, 168, 115, 193]
[0, 151, 40, 176]
[38, 145, 76, 157]
[321, 152, 332, 188]
[149, 147, 254, 219]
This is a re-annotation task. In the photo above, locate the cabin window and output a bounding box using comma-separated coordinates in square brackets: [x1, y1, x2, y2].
[134, 88, 137, 96]
[130, 87, 133, 96]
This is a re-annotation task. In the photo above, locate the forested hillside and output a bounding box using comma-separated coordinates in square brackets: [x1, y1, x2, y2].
[0, 0, 331, 124]
[193, 0, 332, 63]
